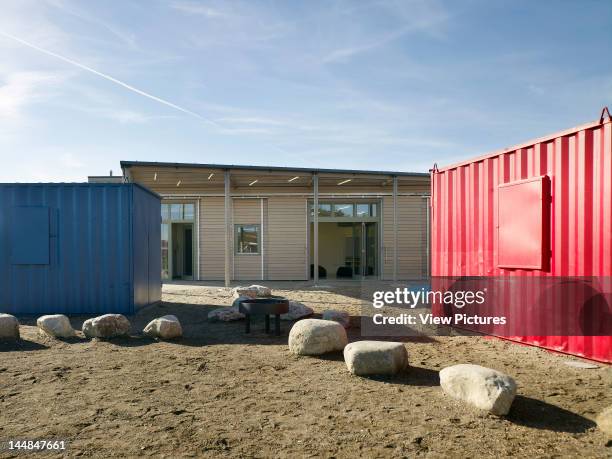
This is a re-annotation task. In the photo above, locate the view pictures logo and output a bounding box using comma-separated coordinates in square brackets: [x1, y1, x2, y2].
[372, 287, 486, 309]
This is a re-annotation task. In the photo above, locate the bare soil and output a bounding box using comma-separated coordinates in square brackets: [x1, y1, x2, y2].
[1, 282, 610, 458]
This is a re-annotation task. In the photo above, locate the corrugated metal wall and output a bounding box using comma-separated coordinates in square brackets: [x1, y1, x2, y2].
[0, 183, 160, 315]
[133, 185, 162, 309]
[431, 117, 612, 362]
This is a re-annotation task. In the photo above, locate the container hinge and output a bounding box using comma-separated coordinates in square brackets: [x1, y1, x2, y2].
[600, 106, 611, 124]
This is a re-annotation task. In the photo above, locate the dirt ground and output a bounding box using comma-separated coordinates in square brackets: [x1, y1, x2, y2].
[1, 282, 610, 458]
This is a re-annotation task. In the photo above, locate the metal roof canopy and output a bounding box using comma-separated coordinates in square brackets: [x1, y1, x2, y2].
[120, 160, 429, 178]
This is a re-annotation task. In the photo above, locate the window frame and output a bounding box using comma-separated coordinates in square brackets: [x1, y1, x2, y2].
[234, 224, 261, 255]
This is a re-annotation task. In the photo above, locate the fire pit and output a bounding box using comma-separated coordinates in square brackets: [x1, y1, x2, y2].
[238, 298, 289, 336]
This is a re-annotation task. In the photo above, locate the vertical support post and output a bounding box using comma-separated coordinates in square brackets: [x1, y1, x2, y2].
[392, 175, 398, 282]
[313, 173, 319, 285]
[224, 170, 231, 288]
[196, 198, 201, 281]
[260, 198, 264, 281]
[425, 196, 431, 279]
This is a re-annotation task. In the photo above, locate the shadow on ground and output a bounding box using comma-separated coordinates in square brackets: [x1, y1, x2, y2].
[507, 395, 597, 433]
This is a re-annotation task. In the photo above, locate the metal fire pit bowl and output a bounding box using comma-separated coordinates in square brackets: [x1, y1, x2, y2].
[238, 298, 289, 336]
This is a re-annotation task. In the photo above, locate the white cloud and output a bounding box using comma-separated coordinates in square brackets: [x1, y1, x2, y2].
[0, 71, 64, 121]
[170, 1, 226, 18]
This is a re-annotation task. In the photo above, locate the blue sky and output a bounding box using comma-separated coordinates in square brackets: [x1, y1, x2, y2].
[0, 0, 610, 182]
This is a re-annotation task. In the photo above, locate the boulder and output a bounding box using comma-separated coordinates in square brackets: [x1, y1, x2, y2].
[143, 315, 182, 340]
[439, 364, 517, 416]
[37, 314, 75, 338]
[280, 301, 314, 321]
[208, 306, 245, 322]
[344, 341, 408, 376]
[231, 285, 272, 299]
[82, 314, 131, 339]
[597, 405, 612, 439]
[288, 319, 347, 355]
[231, 286, 258, 299]
[322, 309, 350, 328]
[250, 284, 272, 297]
[0, 314, 20, 341]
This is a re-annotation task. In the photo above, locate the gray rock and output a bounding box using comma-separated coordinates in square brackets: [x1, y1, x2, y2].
[0, 314, 19, 340]
[597, 405, 612, 439]
[231, 285, 272, 299]
[82, 314, 131, 339]
[208, 306, 245, 322]
[280, 301, 314, 321]
[344, 341, 408, 376]
[37, 314, 75, 338]
[288, 319, 347, 355]
[250, 284, 272, 297]
[439, 364, 517, 416]
[143, 315, 182, 340]
[322, 309, 350, 328]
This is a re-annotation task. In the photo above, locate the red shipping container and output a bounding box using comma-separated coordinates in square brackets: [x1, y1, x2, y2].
[431, 109, 612, 363]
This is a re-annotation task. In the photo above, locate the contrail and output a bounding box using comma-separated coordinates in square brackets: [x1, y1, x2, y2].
[0, 30, 218, 126]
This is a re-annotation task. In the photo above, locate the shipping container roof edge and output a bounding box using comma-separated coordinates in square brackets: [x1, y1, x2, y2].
[0, 182, 161, 200]
[434, 113, 611, 173]
[119, 160, 430, 178]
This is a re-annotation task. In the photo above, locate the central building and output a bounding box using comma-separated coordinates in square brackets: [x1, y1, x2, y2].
[121, 161, 430, 285]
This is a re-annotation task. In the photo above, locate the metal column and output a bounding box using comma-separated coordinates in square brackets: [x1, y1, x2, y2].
[393, 175, 398, 282]
[313, 173, 319, 285]
[224, 170, 231, 287]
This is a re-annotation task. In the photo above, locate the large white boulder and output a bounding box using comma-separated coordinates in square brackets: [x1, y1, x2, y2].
[82, 314, 131, 339]
[439, 364, 517, 416]
[597, 405, 612, 439]
[231, 285, 272, 299]
[322, 309, 350, 328]
[280, 301, 314, 321]
[37, 314, 75, 338]
[143, 315, 182, 340]
[344, 341, 408, 376]
[288, 319, 347, 355]
[0, 314, 20, 340]
[208, 306, 245, 322]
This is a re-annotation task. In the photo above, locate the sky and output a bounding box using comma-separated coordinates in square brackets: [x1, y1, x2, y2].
[0, 0, 611, 182]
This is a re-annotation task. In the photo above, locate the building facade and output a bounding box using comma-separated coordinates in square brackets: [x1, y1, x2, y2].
[122, 161, 430, 285]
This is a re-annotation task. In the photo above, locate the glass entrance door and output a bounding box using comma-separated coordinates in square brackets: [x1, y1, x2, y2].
[309, 201, 380, 279]
[363, 222, 377, 277]
[349, 222, 378, 278]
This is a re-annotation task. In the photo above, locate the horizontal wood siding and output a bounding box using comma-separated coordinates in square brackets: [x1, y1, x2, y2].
[200, 197, 225, 280]
[267, 197, 308, 280]
[382, 196, 428, 279]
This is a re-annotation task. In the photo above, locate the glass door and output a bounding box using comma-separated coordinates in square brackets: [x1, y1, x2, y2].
[351, 223, 362, 277]
[363, 222, 377, 277]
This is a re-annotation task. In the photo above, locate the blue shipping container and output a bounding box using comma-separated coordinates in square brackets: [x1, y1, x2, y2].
[0, 183, 161, 315]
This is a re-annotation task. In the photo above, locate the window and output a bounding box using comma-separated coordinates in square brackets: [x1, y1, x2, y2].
[333, 203, 354, 217]
[235, 224, 260, 254]
[309, 201, 379, 220]
[170, 203, 183, 220]
[319, 204, 332, 216]
[183, 203, 195, 220]
[161, 203, 195, 222]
